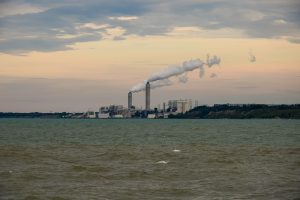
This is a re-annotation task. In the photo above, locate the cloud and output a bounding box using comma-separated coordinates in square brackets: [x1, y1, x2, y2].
[0, 0, 299, 54]
[0, 1, 45, 17]
[78, 23, 111, 30]
[109, 16, 138, 21]
[113, 36, 126, 41]
[273, 19, 287, 25]
[287, 37, 300, 44]
[0, 34, 102, 54]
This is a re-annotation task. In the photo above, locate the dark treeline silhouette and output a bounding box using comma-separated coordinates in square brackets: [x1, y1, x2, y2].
[0, 112, 72, 118]
[169, 104, 300, 119]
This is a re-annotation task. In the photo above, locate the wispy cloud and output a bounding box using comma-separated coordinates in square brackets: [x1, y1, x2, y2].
[0, 0, 299, 54]
[109, 16, 138, 21]
[0, 1, 45, 17]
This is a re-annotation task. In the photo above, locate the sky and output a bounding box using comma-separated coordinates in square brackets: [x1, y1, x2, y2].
[0, 0, 300, 112]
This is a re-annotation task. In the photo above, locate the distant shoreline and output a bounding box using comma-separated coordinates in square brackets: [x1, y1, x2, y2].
[0, 117, 299, 120]
[1, 104, 299, 119]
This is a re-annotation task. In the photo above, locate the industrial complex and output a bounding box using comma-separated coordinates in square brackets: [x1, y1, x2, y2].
[84, 81, 195, 119]
[78, 55, 222, 119]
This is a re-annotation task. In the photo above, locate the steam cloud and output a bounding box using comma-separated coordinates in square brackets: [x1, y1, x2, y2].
[210, 73, 217, 78]
[178, 73, 188, 83]
[130, 79, 173, 93]
[249, 51, 256, 63]
[130, 54, 221, 93]
[207, 55, 221, 67]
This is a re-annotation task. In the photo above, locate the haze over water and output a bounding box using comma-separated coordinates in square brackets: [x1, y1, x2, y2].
[1, 119, 299, 199]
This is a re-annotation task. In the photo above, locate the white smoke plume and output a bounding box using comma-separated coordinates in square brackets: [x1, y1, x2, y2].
[249, 51, 256, 63]
[210, 73, 217, 78]
[178, 73, 188, 83]
[152, 79, 173, 89]
[148, 59, 204, 82]
[130, 82, 146, 93]
[130, 54, 221, 93]
[207, 55, 221, 67]
[130, 79, 173, 93]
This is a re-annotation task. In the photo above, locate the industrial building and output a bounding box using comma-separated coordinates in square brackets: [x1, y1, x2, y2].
[98, 113, 110, 119]
[90, 81, 197, 119]
[99, 105, 128, 118]
[86, 111, 97, 118]
[168, 99, 192, 114]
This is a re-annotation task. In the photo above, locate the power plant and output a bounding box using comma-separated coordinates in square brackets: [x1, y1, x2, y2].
[87, 55, 221, 118]
[97, 80, 196, 119]
[128, 92, 132, 109]
[127, 55, 221, 114]
[145, 82, 150, 110]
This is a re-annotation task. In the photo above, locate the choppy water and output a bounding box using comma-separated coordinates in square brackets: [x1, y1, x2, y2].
[0, 119, 299, 200]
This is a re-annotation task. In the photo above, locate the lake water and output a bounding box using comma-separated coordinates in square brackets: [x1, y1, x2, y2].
[0, 119, 299, 200]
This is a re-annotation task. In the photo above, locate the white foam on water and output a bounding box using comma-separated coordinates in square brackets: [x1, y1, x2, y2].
[156, 160, 168, 164]
[173, 149, 181, 152]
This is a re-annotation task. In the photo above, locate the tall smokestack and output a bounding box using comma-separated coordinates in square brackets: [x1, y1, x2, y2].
[145, 82, 150, 110]
[128, 92, 132, 109]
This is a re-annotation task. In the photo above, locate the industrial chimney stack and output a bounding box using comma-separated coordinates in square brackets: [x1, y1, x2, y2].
[128, 92, 132, 109]
[145, 82, 150, 110]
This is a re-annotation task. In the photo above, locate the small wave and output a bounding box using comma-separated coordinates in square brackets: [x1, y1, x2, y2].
[172, 149, 181, 153]
[156, 160, 168, 164]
